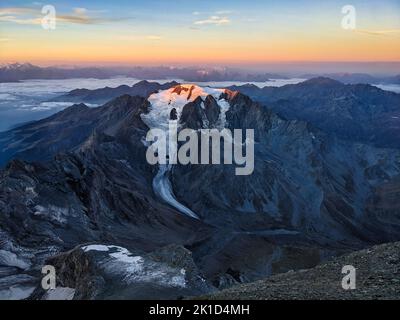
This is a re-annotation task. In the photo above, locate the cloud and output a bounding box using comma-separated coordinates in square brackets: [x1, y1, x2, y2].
[0, 38, 10, 42]
[57, 15, 106, 25]
[74, 8, 88, 15]
[354, 29, 400, 36]
[0, 6, 122, 25]
[0, 7, 38, 16]
[194, 15, 230, 26]
[0, 15, 41, 25]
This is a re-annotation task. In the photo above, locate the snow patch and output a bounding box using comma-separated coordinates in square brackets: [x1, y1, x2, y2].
[82, 244, 111, 252]
[374, 84, 400, 94]
[81, 245, 187, 288]
[82, 245, 144, 274]
[34, 205, 68, 225]
[108, 247, 144, 274]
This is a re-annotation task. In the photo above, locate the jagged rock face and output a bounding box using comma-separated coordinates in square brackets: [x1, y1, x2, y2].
[180, 98, 206, 130]
[203, 95, 221, 126]
[0, 82, 400, 299]
[179, 95, 225, 129]
[228, 78, 400, 148]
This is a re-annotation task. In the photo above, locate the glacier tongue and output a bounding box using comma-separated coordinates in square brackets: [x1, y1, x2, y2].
[153, 165, 199, 219]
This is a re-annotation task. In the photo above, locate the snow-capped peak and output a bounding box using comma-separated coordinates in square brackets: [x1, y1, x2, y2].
[0, 62, 36, 70]
[161, 84, 225, 104]
[143, 84, 229, 130]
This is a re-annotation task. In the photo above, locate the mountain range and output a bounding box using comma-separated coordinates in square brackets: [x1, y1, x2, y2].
[52, 80, 179, 104]
[0, 63, 114, 82]
[1, 63, 399, 85]
[300, 73, 400, 85]
[227, 78, 400, 148]
[50, 78, 400, 148]
[0, 63, 284, 83]
[0, 81, 399, 299]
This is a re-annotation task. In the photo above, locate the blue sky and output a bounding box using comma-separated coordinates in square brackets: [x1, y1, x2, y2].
[0, 0, 399, 65]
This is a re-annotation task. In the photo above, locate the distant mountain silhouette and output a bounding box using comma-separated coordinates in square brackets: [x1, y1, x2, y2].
[53, 80, 179, 104]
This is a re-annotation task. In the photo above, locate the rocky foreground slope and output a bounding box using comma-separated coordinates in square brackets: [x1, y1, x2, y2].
[202, 242, 400, 300]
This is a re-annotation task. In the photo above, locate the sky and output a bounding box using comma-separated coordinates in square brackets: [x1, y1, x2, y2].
[0, 0, 399, 68]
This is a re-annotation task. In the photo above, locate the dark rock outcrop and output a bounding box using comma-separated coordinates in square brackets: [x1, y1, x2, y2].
[32, 244, 214, 300]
